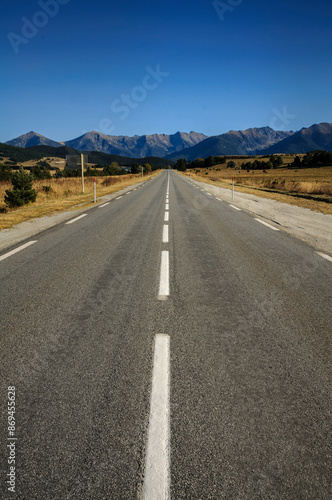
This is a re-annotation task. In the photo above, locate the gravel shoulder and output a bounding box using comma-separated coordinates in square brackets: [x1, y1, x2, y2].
[189, 177, 332, 255]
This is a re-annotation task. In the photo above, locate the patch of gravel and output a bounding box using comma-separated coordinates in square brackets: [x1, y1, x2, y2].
[0, 181, 147, 252]
[190, 178, 332, 255]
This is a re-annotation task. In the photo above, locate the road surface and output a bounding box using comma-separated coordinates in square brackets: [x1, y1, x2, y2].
[0, 171, 331, 499]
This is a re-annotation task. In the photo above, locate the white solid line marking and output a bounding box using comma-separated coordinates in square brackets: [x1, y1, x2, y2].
[229, 204, 241, 211]
[116, 196, 123, 200]
[164, 212, 169, 222]
[158, 251, 169, 298]
[143, 334, 170, 500]
[0, 241, 37, 262]
[162, 225, 169, 243]
[66, 214, 88, 224]
[165, 204, 169, 211]
[316, 252, 332, 263]
[255, 218, 280, 231]
[98, 202, 110, 208]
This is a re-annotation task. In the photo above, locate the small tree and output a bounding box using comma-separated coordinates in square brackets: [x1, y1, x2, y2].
[292, 156, 302, 168]
[0, 163, 12, 181]
[131, 163, 140, 174]
[4, 168, 37, 208]
[144, 163, 152, 173]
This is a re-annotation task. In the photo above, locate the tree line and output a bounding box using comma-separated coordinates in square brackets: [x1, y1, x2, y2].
[173, 150, 332, 172]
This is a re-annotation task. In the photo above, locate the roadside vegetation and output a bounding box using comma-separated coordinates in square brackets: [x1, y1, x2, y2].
[0, 167, 159, 230]
[174, 151, 332, 214]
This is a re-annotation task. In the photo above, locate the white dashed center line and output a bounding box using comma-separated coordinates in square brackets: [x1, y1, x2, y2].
[162, 225, 169, 243]
[143, 334, 170, 500]
[158, 251, 169, 299]
[164, 212, 169, 222]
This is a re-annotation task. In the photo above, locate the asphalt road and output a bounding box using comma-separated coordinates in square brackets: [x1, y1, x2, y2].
[0, 171, 331, 499]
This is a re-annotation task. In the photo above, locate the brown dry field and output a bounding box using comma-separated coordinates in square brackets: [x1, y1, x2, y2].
[0, 172, 157, 230]
[185, 163, 332, 215]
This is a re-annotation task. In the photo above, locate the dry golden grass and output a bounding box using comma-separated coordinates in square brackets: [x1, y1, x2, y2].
[0, 173, 157, 230]
[185, 165, 332, 214]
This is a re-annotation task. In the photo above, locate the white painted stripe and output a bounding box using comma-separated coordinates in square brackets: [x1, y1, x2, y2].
[162, 225, 169, 243]
[116, 196, 123, 200]
[158, 251, 169, 298]
[143, 334, 170, 500]
[229, 204, 241, 211]
[98, 202, 110, 208]
[0, 241, 37, 262]
[165, 204, 169, 211]
[164, 212, 169, 222]
[255, 218, 280, 231]
[66, 214, 88, 224]
[215, 197, 222, 201]
[207, 192, 212, 196]
[316, 252, 332, 263]
[126, 192, 131, 195]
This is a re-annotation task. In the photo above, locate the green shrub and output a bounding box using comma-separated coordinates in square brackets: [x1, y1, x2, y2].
[4, 169, 37, 208]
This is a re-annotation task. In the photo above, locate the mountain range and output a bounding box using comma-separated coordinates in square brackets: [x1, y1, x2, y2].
[5, 123, 332, 160]
[166, 127, 293, 161]
[6, 131, 207, 158]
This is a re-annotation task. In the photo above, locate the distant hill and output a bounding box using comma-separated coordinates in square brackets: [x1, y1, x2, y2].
[257, 123, 332, 154]
[6, 131, 63, 148]
[65, 131, 207, 158]
[0, 142, 173, 168]
[167, 127, 294, 161]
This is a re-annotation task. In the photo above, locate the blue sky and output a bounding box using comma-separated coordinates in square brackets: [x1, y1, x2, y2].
[1, 0, 331, 142]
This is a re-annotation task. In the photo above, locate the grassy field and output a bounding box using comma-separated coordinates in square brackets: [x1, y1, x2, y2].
[184, 163, 332, 214]
[0, 173, 157, 230]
